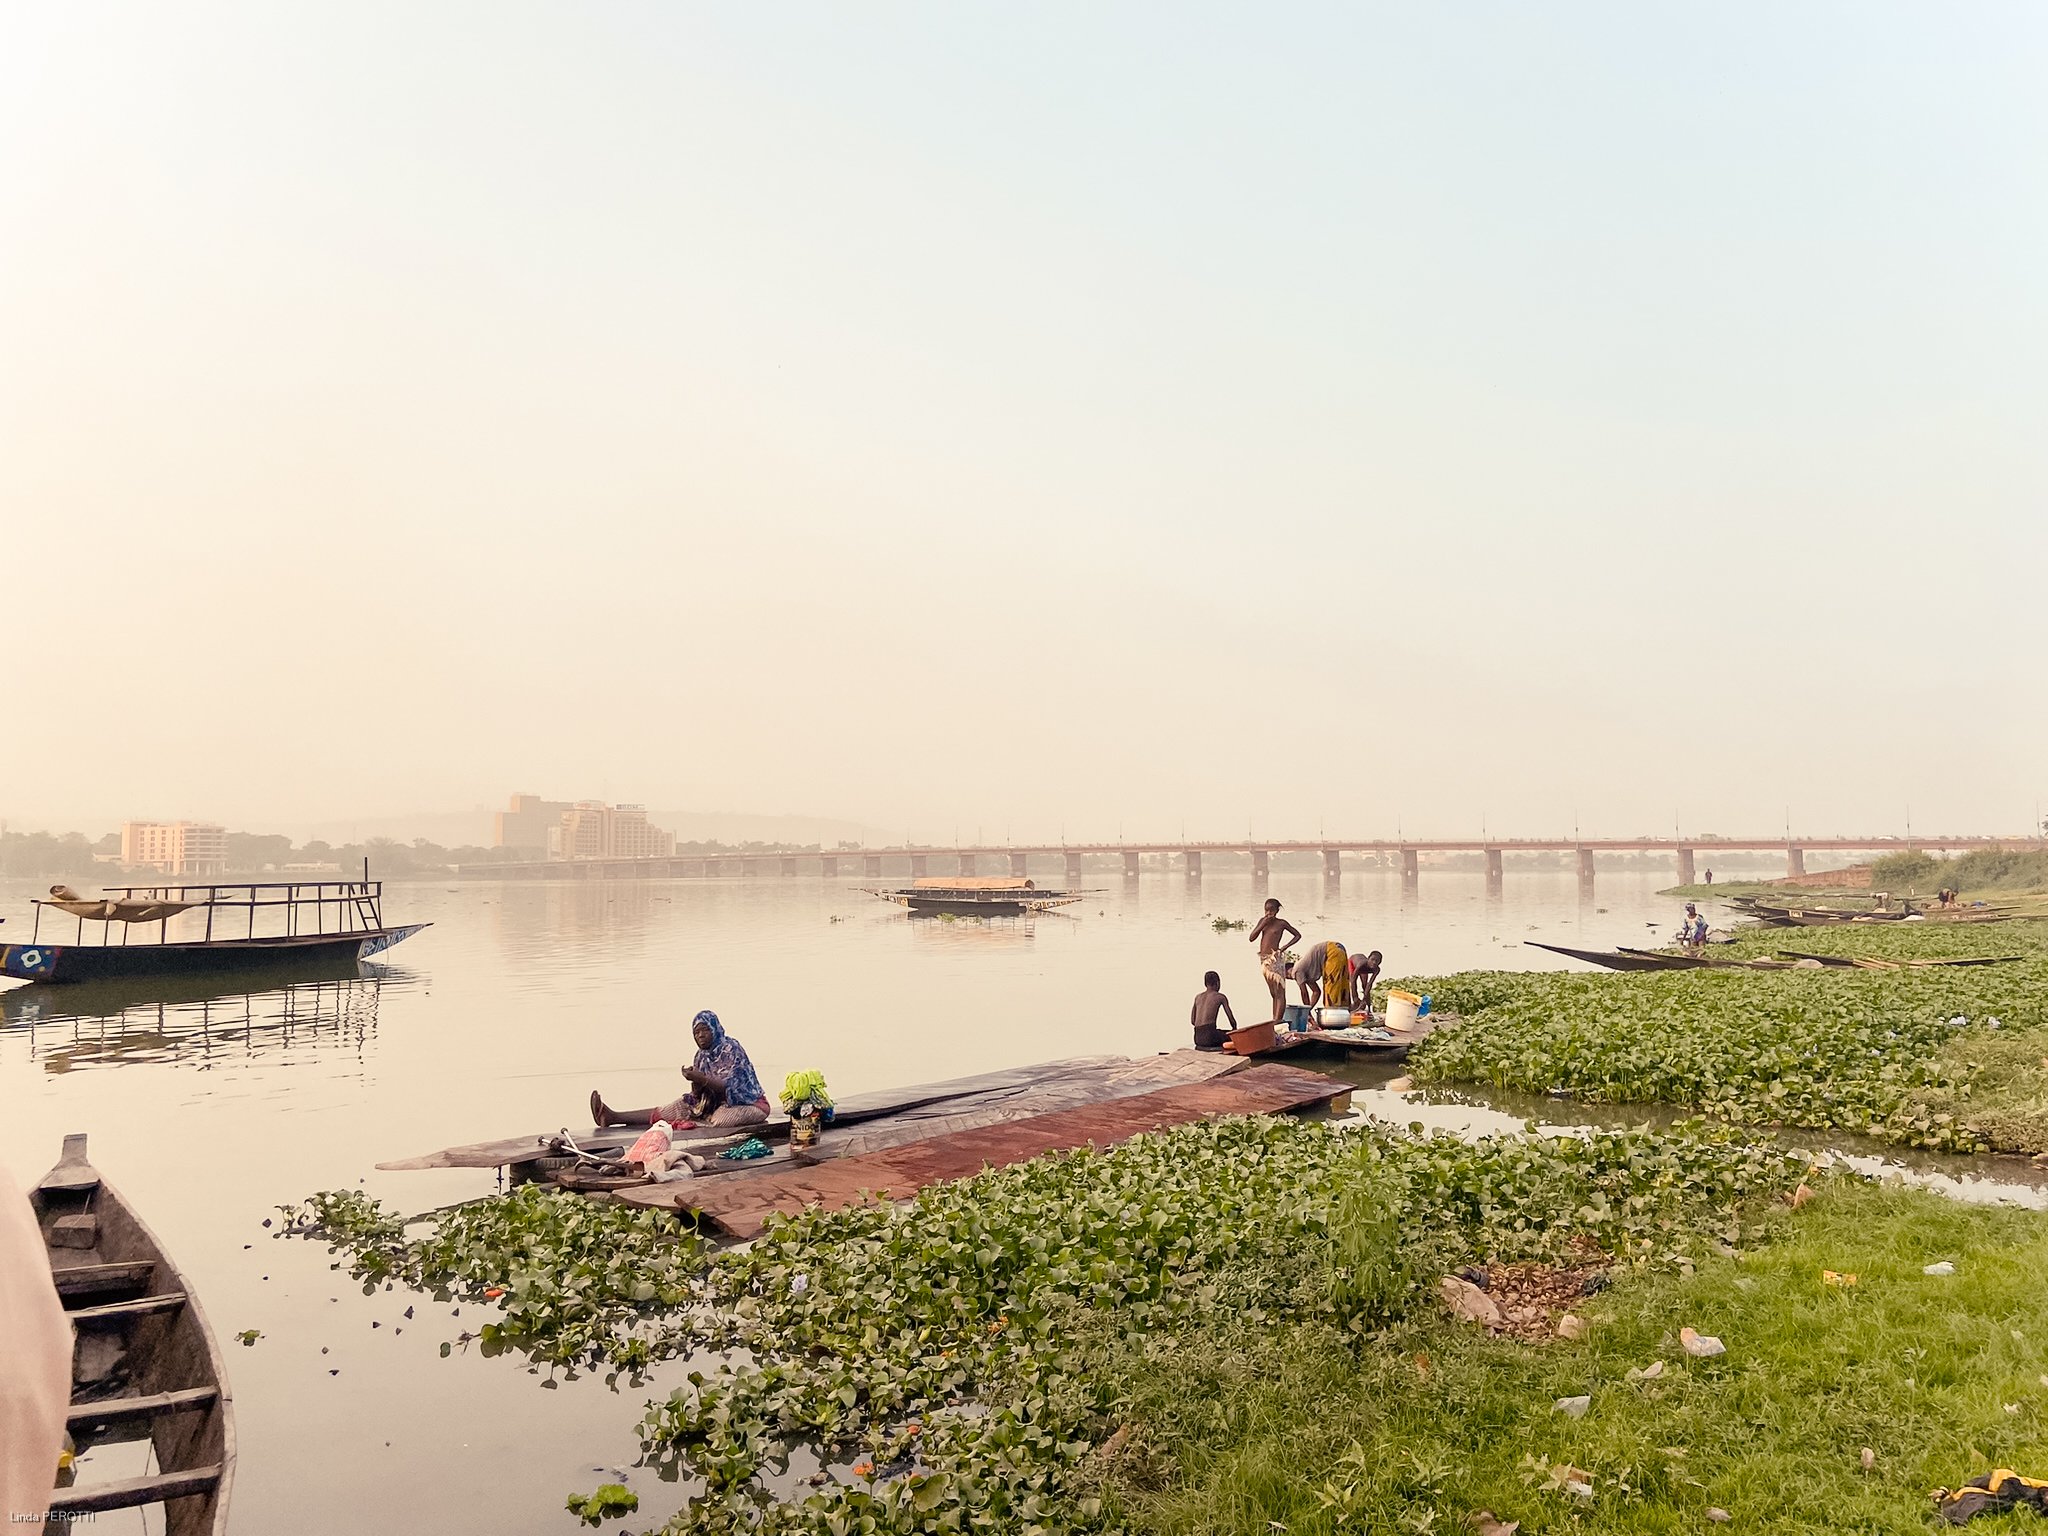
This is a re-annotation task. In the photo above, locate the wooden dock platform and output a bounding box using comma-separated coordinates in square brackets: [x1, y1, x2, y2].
[616, 1060, 1348, 1238]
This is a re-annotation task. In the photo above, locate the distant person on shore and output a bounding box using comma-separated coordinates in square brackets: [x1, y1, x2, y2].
[1703, 869, 1713, 886]
[590, 1010, 770, 1129]
[1249, 899, 1301, 1021]
[1349, 949, 1383, 1014]
[1191, 971, 1240, 1050]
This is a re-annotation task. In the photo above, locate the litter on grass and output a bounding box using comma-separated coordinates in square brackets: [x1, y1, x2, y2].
[1680, 1327, 1726, 1358]
[1934, 1468, 2048, 1524]
[1554, 1395, 1591, 1419]
[1924, 1261, 1957, 1276]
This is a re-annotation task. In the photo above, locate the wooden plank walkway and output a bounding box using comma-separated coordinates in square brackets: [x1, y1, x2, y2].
[618, 1061, 1348, 1238]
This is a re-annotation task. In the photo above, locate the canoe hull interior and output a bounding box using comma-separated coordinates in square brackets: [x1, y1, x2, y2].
[2, 926, 426, 984]
[35, 1135, 234, 1535]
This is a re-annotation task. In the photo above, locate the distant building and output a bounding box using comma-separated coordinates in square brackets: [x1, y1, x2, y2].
[551, 801, 674, 861]
[120, 821, 227, 878]
[495, 793, 572, 855]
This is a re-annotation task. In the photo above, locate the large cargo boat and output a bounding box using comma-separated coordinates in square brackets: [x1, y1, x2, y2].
[2, 877, 425, 984]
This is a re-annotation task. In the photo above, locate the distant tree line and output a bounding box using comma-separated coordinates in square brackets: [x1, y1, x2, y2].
[0, 830, 115, 878]
[1, 828, 845, 881]
[1870, 847, 2048, 894]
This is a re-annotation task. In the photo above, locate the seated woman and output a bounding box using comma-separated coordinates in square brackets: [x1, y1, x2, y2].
[589, 1010, 771, 1129]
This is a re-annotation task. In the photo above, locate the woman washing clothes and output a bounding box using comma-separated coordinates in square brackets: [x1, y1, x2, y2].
[589, 1010, 770, 1129]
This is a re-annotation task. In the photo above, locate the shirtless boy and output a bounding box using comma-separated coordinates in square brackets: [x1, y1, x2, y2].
[1190, 971, 1239, 1050]
[1249, 898, 1302, 1022]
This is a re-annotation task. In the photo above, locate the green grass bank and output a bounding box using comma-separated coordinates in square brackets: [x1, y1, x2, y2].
[1397, 920, 2048, 1155]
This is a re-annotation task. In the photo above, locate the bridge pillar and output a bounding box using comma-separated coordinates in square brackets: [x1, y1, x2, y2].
[910, 854, 928, 878]
[1064, 851, 1084, 885]
[958, 852, 977, 877]
[820, 854, 838, 878]
[1010, 851, 1029, 878]
[1577, 847, 1595, 885]
[1122, 850, 1140, 878]
[864, 855, 882, 878]
[1675, 846, 1695, 886]
[1184, 849, 1202, 877]
[1252, 849, 1269, 878]
[782, 856, 798, 877]
[1321, 848, 1341, 877]
[741, 858, 759, 877]
[1787, 845, 1806, 878]
[1400, 847, 1419, 883]
[1485, 847, 1503, 891]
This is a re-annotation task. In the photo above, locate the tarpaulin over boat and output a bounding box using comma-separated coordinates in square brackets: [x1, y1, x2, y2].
[41, 892, 204, 923]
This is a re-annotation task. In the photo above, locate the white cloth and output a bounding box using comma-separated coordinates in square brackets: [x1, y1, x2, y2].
[0, 1162, 71, 1522]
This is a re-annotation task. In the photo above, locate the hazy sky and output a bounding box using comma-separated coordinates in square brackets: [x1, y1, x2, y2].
[5, 4, 2044, 846]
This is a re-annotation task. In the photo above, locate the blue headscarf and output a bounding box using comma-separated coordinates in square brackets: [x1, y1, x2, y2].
[690, 1009, 764, 1108]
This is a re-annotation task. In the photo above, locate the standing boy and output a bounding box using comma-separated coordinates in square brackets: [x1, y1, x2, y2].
[1249, 898, 1301, 1022]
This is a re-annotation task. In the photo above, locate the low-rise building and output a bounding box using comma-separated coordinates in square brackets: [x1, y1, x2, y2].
[120, 821, 227, 878]
[550, 801, 674, 861]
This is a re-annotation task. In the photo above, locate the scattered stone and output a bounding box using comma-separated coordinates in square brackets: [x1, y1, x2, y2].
[1680, 1327, 1726, 1358]
[1441, 1276, 1504, 1329]
[1923, 1262, 1956, 1276]
[1862, 1447, 1875, 1471]
[1706, 1508, 1731, 1523]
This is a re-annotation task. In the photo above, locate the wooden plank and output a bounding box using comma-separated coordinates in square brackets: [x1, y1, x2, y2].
[377, 1119, 788, 1171]
[623, 1062, 1344, 1238]
[47, 1464, 221, 1513]
[67, 1386, 219, 1429]
[68, 1292, 186, 1325]
[52, 1261, 155, 1298]
[381, 1054, 1233, 1171]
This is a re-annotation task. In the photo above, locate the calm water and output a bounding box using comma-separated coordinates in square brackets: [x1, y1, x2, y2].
[2, 870, 2036, 1531]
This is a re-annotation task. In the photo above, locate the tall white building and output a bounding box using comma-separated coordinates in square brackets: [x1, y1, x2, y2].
[121, 821, 227, 878]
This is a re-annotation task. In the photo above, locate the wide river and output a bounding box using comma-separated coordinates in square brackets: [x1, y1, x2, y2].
[2, 869, 2039, 1532]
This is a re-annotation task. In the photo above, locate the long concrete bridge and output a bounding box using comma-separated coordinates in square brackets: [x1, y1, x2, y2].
[458, 834, 2039, 888]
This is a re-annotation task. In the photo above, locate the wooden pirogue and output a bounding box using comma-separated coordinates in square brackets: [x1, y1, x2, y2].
[614, 1059, 1349, 1239]
[34, 1134, 234, 1534]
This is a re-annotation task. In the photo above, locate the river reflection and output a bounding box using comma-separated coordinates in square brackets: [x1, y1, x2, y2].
[0, 962, 402, 1072]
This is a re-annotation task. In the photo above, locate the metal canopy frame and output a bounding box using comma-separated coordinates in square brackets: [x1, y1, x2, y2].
[30, 880, 386, 947]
